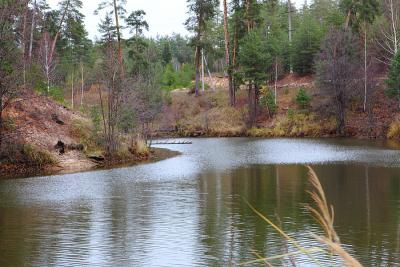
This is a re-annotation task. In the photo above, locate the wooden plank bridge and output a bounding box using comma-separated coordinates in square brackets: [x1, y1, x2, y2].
[151, 140, 193, 145]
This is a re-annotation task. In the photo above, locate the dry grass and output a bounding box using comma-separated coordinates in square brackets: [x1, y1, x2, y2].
[70, 119, 102, 154]
[132, 138, 149, 156]
[248, 113, 336, 138]
[165, 91, 247, 137]
[306, 166, 340, 244]
[306, 166, 362, 267]
[387, 120, 400, 139]
[242, 166, 362, 267]
[0, 142, 57, 168]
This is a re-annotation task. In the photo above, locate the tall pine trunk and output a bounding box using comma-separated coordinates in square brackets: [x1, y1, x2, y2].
[223, 0, 235, 106]
[49, 0, 70, 65]
[113, 0, 124, 77]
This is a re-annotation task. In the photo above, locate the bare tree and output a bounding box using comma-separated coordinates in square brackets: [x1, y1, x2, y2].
[316, 29, 361, 135]
[97, 36, 125, 155]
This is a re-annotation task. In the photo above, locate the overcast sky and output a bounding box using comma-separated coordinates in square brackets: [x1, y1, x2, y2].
[48, 0, 304, 40]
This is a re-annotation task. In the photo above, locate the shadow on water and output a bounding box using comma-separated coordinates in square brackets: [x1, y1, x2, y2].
[0, 138, 400, 266]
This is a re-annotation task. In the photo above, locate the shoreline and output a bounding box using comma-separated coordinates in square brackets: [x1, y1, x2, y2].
[0, 147, 181, 180]
[2, 134, 399, 180]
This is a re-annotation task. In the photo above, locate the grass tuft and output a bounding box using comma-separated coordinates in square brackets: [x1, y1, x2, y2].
[242, 166, 362, 266]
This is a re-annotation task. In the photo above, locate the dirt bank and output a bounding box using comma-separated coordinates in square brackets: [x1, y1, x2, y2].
[0, 90, 180, 179]
[0, 147, 180, 179]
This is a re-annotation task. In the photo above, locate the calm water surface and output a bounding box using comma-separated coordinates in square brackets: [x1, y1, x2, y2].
[1, 138, 400, 266]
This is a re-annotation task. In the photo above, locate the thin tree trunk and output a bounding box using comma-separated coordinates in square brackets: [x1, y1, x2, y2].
[29, 0, 36, 60]
[80, 63, 84, 107]
[288, 0, 293, 74]
[71, 71, 74, 109]
[233, 22, 238, 67]
[113, 0, 124, 77]
[245, 0, 251, 32]
[345, 9, 352, 30]
[195, 46, 201, 96]
[363, 22, 367, 112]
[22, 2, 29, 88]
[223, 0, 234, 106]
[44, 34, 50, 93]
[98, 85, 107, 139]
[203, 55, 215, 91]
[0, 98, 3, 149]
[232, 17, 238, 104]
[274, 57, 278, 105]
[248, 83, 257, 127]
[201, 49, 205, 92]
[389, 0, 398, 55]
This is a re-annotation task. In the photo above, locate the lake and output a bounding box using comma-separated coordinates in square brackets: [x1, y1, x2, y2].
[0, 138, 400, 266]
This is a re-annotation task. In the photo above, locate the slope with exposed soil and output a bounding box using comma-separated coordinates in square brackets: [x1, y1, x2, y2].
[1, 90, 179, 179]
[1, 90, 97, 177]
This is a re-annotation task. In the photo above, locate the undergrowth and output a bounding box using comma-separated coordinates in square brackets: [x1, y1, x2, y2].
[0, 142, 57, 167]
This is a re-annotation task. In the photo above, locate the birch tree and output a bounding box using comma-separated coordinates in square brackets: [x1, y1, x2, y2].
[39, 32, 57, 93]
[375, 0, 400, 65]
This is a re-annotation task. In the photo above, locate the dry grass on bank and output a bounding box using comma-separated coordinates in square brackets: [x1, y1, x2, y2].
[248, 112, 337, 138]
[0, 142, 57, 168]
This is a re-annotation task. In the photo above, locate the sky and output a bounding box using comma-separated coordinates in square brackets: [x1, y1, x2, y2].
[48, 0, 304, 41]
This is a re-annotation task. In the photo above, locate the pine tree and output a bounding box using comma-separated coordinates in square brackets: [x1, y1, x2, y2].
[263, 0, 288, 104]
[126, 10, 149, 37]
[185, 0, 219, 96]
[95, 0, 127, 74]
[161, 41, 172, 66]
[98, 13, 117, 43]
[292, 7, 323, 75]
[238, 29, 272, 126]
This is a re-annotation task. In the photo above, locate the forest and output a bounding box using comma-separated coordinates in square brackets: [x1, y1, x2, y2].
[2, 1, 400, 266]
[0, 0, 400, 172]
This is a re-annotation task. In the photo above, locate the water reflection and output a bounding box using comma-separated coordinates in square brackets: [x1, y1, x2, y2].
[0, 138, 400, 266]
